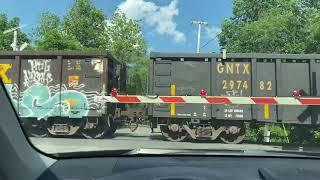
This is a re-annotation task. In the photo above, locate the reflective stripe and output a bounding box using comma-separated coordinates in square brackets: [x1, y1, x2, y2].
[97, 95, 320, 106]
[264, 104, 270, 120]
[115, 96, 141, 103]
[276, 97, 301, 105]
[170, 85, 176, 116]
[228, 97, 255, 104]
[251, 97, 277, 104]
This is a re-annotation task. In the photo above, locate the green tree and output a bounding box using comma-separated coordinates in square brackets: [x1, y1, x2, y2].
[0, 14, 29, 50]
[104, 12, 147, 63]
[226, 9, 306, 53]
[62, 0, 106, 49]
[218, 0, 311, 53]
[33, 2, 148, 94]
[34, 12, 81, 50]
[105, 11, 148, 94]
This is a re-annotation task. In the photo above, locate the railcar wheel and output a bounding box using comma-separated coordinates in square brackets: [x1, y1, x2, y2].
[81, 117, 111, 139]
[29, 125, 49, 138]
[160, 124, 188, 142]
[219, 124, 246, 144]
[25, 119, 48, 138]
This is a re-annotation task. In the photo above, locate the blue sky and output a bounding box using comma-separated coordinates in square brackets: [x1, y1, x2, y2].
[0, 0, 233, 53]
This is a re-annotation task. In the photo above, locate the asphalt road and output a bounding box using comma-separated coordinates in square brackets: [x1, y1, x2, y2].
[29, 126, 284, 154]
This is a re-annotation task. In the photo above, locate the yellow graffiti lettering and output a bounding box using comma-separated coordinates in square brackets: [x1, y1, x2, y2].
[75, 60, 81, 71]
[217, 63, 224, 74]
[243, 64, 250, 75]
[0, 64, 12, 84]
[67, 99, 77, 105]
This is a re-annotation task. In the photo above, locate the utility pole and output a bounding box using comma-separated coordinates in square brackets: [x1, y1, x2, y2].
[3, 25, 27, 51]
[191, 21, 208, 53]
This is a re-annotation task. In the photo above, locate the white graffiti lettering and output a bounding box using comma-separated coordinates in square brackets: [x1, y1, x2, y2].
[23, 60, 53, 87]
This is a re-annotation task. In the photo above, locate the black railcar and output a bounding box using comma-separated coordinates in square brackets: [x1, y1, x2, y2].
[0, 51, 126, 138]
[148, 52, 320, 143]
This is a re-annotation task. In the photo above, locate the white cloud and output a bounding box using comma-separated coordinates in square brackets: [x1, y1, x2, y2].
[205, 26, 221, 40]
[118, 0, 186, 43]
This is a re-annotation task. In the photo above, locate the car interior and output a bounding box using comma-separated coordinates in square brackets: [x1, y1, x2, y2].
[1, 79, 320, 180]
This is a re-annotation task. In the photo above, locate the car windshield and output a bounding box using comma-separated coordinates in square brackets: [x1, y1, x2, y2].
[2, 0, 320, 157]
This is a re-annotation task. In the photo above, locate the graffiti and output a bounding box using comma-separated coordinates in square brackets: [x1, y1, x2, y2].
[0, 64, 12, 84]
[4, 82, 103, 120]
[68, 75, 80, 87]
[23, 59, 53, 87]
[18, 83, 89, 119]
[1, 59, 104, 120]
[79, 90, 102, 110]
[4, 84, 19, 113]
[75, 60, 81, 70]
[5, 83, 102, 120]
[0, 58, 109, 122]
[225, 89, 243, 96]
[67, 60, 82, 71]
[71, 84, 85, 90]
[91, 59, 103, 74]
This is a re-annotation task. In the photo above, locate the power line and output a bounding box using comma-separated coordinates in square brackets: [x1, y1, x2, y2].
[201, 38, 215, 49]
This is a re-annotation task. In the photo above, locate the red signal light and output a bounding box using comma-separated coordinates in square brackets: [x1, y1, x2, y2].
[292, 89, 302, 98]
[111, 88, 118, 96]
[200, 89, 207, 96]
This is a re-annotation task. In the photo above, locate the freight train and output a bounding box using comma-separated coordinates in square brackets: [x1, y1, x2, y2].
[2, 51, 320, 144]
[147, 52, 320, 143]
[0, 51, 126, 138]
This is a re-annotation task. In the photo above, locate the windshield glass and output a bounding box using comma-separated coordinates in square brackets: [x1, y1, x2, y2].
[1, 0, 320, 157]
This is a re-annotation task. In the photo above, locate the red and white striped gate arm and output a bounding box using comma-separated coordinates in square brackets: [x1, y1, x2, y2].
[97, 95, 320, 106]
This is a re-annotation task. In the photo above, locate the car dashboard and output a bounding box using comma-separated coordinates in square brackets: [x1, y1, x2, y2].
[36, 155, 320, 180]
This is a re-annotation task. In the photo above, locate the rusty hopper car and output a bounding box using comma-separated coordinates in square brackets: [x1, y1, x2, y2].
[0, 51, 126, 138]
[148, 52, 320, 143]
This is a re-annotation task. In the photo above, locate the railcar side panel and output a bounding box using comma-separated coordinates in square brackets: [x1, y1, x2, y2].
[310, 60, 320, 124]
[214, 59, 252, 120]
[254, 59, 277, 122]
[152, 60, 172, 116]
[173, 60, 211, 119]
[61, 57, 104, 118]
[277, 59, 311, 124]
[19, 57, 62, 119]
[0, 56, 19, 111]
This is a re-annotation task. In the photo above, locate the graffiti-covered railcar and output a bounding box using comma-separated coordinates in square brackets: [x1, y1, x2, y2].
[0, 51, 126, 138]
[148, 52, 320, 143]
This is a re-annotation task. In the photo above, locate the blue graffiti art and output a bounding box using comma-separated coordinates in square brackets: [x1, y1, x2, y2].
[10, 83, 90, 120]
